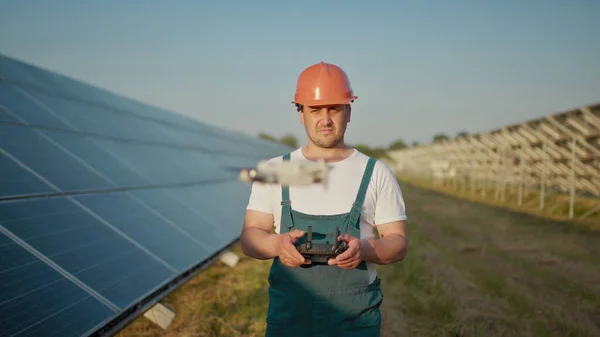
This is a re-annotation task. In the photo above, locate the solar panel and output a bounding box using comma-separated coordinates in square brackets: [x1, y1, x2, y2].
[0, 230, 116, 337]
[0, 53, 289, 337]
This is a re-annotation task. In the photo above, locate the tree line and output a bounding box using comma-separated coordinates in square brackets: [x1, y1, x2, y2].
[258, 130, 469, 160]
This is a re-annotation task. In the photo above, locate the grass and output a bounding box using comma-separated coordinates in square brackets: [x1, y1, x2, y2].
[398, 175, 600, 230]
[116, 181, 600, 337]
[115, 247, 272, 337]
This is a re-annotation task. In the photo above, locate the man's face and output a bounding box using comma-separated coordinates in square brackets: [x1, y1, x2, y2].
[300, 104, 351, 148]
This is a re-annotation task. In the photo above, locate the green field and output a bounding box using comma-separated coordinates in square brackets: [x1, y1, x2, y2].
[117, 182, 600, 337]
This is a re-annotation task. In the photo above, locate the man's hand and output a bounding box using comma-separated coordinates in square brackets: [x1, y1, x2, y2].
[327, 233, 363, 269]
[276, 229, 311, 268]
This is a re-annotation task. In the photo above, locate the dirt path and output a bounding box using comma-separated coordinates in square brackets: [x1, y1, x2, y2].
[379, 183, 600, 337]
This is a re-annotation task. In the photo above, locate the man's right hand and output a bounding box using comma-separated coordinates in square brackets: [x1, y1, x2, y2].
[275, 229, 311, 267]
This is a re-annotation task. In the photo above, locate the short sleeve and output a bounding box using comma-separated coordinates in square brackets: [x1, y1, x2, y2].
[246, 181, 275, 214]
[373, 161, 407, 225]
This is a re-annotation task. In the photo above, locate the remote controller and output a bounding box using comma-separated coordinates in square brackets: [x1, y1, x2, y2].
[296, 226, 347, 263]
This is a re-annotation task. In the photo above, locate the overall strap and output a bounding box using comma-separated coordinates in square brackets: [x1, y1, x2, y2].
[280, 153, 294, 232]
[344, 157, 377, 233]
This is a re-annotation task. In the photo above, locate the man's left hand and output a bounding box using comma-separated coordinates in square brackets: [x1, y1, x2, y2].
[327, 233, 362, 269]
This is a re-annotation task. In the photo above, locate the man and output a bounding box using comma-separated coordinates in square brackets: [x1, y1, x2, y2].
[240, 61, 408, 337]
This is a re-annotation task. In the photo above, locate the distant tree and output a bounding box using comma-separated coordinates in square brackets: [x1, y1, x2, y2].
[279, 134, 298, 148]
[352, 144, 371, 155]
[353, 144, 391, 160]
[411, 141, 419, 147]
[433, 133, 450, 143]
[456, 130, 469, 138]
[258, 132, 277, 142]
[388, 139, 407, 151]
[371, 147, 391, 160]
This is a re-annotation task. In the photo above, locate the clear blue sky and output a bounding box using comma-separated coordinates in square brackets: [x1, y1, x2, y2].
[1, 0, 599, 147]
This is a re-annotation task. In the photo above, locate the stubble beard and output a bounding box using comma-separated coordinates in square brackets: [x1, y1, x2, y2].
[307, 128, 345, 149]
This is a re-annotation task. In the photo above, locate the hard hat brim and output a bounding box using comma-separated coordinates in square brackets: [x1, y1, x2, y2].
[291, 96, 358, 106]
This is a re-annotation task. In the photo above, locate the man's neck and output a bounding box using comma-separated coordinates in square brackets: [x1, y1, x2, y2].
[301, 142, 355, 163]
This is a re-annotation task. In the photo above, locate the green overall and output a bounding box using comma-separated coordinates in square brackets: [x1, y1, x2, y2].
[265, 153, 383, 337]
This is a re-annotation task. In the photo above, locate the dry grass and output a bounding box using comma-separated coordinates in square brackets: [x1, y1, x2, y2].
[115, 246, 272, 337]
[117, 182, 600, 337]
[398, 175, 600, 230]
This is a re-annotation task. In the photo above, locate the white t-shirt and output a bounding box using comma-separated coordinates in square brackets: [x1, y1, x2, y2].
[246, 147, 408, 283]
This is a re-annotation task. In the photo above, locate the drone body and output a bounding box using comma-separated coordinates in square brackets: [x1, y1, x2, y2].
[239, 159, 330, 188]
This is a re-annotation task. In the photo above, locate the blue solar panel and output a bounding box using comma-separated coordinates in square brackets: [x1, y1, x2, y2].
[0, 124, 116, 193]
[0, 230, 116, 337]
[0, 197, 175, 310]
[0, 151, 57, 199]
[0, 53, 289, 336]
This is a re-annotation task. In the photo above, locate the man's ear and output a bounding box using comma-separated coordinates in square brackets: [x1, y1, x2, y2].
[347, 104, 352, 123]
[297, 104, 306, 125]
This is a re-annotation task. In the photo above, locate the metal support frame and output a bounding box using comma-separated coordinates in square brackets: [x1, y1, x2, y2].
[389, 102, 600, 223]
[570, 138, 577, 218]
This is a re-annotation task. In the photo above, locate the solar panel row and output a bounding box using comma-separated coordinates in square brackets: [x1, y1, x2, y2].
[0, 53, 289, 337]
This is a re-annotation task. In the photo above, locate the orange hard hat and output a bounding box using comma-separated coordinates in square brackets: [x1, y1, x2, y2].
[291, 62, 358, 106]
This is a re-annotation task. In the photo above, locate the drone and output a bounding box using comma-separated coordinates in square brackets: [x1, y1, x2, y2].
[238, 159, 343, 263]
[238, 159, 331, 188]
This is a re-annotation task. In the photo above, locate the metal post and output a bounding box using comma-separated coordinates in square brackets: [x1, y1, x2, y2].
[569, 138, 576, 219]
[471, 159, 476, 195]
[501, 150, 508, 202]
[518, 156, 524, 206]
[494, 149, 501, 201]
[463, 169, 468, 194]
[482, 173, 487, 197]
[454, 169, 459, 191]
[471, 157, 475, 195]
[540, 142, 546, 210]
[482, 150, 489, 198]
[523, 168, 529, 198]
